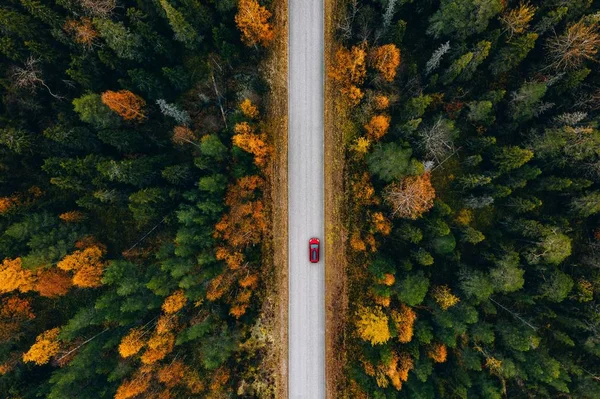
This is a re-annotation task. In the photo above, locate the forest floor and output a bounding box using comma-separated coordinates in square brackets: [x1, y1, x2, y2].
[324, 0, 349, 396]
[262, 0, 289, 396]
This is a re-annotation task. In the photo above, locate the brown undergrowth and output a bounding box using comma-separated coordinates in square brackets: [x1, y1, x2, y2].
[325, 0, 350, 397]
[260, 0, 289, 397]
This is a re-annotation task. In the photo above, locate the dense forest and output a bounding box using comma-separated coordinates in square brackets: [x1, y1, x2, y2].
[0, 0, 278, 397]
[331, 0, 600, 397]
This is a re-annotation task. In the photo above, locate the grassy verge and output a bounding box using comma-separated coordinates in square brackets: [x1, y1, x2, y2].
[261, 0, 289, 397]
[325, 0, 349, 396]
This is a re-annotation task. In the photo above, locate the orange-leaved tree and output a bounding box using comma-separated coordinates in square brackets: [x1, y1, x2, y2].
[547, 17, 600, 71]
[141, 329, 175, 365]
[364, 114, 391, 141]
[172, 126, 199, 147]
[428, 342, 448, 363]
[22, 327, 61, 365]
[59, 210, 87, 223]
[118, 327, 146, 358]
[0, 297, 35, 341]
[384, 172, 435, 219]
[391, 304, 417, 343]
[240, 98, 259, 118]
[235, 0, 275, 47]
[232, 122, 271, 167]
[379, 352, 414, 390]
[115, 367, 152, 399]
[374, 95, 390, 110]
[34, 269, 72, 297]
[162, 290, 187, 314]
[63, 17, 98, 48]
[329, 43, 367, 105]
[369, 44, 401, 82]
[101, 90, 146, 121]
[210, 175, 267, 317]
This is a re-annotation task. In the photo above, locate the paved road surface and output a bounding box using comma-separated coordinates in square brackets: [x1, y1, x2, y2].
[288, 0, 325, 397]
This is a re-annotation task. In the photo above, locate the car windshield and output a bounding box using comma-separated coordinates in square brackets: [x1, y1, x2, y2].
[310, 244, 318, 250]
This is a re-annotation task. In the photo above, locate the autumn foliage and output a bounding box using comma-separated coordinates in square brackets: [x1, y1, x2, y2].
[162, 290, 187, 314]
[369, 44, 401, 82]
[63, 18, 98, 48]
[547, 18, 600, 71]
[329, 44, 367, 105]
[432, 285, 460, 310]
[22, 328, 61, 365]
[391, 304, 417, 343]
[35, 269, 72, 297]
[499, 3, 536, 37]
[355, 306, 391, 345]
[101, 90, 146, 121]
[119, 328, 146, 358]
[428, 342, 448, 363]
[57, 243, 106, 288]
[0, 297, 35, 341]
[364, 114, 391, 141]
[235, 0, 275, 47]
[240, 98, 259, 118]
[232, 122, 271, 167]
[172, 126, 197, 146]
[377, 352, 413, 390]
[59, 210, 86, 223]
[384, 172, 436, 219]
[115, 369, 152, 399]
[0, 258, 34, 294]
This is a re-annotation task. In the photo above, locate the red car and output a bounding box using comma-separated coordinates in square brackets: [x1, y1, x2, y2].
[309, 238, 320, 263]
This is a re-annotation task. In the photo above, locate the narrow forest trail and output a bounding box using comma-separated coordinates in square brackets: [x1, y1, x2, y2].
[288, 0, 325, 397]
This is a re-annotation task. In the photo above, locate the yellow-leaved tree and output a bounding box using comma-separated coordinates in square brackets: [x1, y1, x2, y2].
[118, 327, 146, 358]
[57, 242, 106, 288]
[0, 258, 34, 294]
[162, 290, 187, 314]
[355, 305, 391, 345]
[22, 328, 61, 365]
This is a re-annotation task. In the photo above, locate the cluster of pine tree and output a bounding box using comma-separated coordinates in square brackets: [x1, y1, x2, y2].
[0, 0, 277, 397]
[333, 0, 600, 397]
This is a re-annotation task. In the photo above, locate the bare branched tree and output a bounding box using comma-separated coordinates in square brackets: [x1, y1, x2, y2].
[546, 19, 600, 71]
[337, 0, 358, 42]
[79, 0, 116, 17]
[417, 117, 456, 164]
[10, 57, 63, 99]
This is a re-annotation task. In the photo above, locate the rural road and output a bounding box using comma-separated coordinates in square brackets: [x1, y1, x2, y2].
[288, 0, 325, 397]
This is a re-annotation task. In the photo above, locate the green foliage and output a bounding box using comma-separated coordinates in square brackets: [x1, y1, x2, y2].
[395, 271, 430, 305]
[159, 0, 200, 48]
[94, 18, 143, 61]
[428, 0, 503, 39]
[73, 93, 120, 129]
[367, 142, 414, 182]
[489, 33, 538, 75]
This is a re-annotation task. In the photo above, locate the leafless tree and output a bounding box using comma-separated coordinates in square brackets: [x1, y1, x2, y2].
[417, 117, 456, 164]
[546, 19, 600, 71]
[10, 57, 63, 99]
[554, 111, 587, 126]
[79, 0, 116, 17]
[337, 0, 358, 42]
